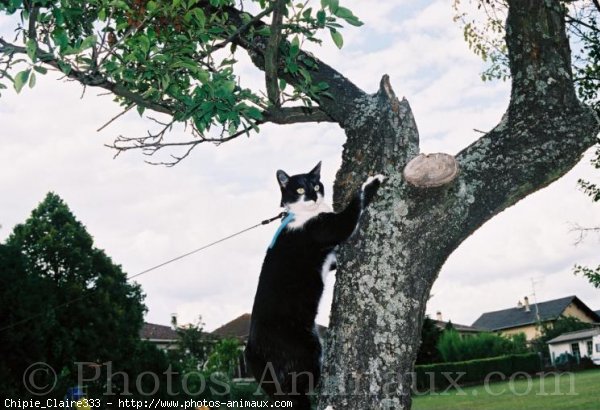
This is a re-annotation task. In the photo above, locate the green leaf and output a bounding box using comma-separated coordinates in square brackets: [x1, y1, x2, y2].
[334, 6, 353, 19]
[26, 39, 37, 62]
[245, 106, 263, 120]
[28, 72, 36, 88]
[193, 8, 206, 27]
[316, 10, 326, 25]
[290, 36, 300, 57]
[196, 69, 210, 84]
[330, 29, 343, 49]
[316, 81, 329, 90]
[98, 8, 107, 21]
[343, 16, 363, 27]
[329, 0, 339, 13]
[57, 61, 72, 75]
[320, 0, 330, 8]
[80, 35, 97, 51]
[256, 26, 271, 36]
[138, 35, 151, 54]
[146, 1, 158, 12]
[223, 80, 236, 93]
[14, 69, 31, 93]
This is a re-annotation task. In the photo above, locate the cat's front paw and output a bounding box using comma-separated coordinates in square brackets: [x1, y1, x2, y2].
[362, 174, 386, 189]
[361, 174, 386, 207]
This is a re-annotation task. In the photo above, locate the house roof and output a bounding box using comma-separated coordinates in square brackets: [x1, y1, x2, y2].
[472, 296, 600, 331]
[140, 322, 179, 341]
[211, 313, 328, 340]
[212, 313, 253, 339]
[596, 310, 600, 317]
[547, 328, 600, 345]
[432, 320, 484, 333]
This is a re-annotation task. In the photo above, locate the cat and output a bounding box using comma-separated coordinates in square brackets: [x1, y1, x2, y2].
[244, 161, 384, 409]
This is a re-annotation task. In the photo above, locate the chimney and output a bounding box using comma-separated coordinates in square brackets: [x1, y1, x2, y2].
[171, 313, 178, 330]
[523, 296, 530, 312]
[436, 311, 443, 322]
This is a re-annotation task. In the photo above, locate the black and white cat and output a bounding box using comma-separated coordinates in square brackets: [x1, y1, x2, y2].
[245, 162, 384, 409]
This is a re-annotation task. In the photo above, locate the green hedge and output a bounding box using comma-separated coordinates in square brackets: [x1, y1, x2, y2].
[414, 353, 541, 391]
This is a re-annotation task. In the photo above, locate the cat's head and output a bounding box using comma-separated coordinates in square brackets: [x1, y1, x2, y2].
[276, 162, 325, 211]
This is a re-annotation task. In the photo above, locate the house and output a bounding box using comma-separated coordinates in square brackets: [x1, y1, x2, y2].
[432, 311, 485, 338]
[472, 296, 600, 341]
[140, 322, 179, 350]
[547, 327, 600, 365]
[140, 314, 180, 351]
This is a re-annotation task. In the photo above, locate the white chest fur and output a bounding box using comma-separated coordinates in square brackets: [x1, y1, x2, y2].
[286, 197, 332, 229]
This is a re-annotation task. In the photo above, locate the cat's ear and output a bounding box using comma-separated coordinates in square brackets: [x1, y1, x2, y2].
[276, 170, 290, 188]
[309, 161, 322, 179]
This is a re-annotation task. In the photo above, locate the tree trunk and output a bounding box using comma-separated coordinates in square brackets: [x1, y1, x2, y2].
[318, 1, 599, 409]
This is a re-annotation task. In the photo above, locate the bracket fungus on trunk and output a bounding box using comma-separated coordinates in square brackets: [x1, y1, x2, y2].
[403, 153, 459, 188]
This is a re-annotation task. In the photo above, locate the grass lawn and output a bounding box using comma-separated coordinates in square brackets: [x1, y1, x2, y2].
[412, 368, 600, 410]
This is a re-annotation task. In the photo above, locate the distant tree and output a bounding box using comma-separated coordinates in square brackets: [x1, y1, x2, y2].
[4, 192, 146, 396]
[166, 319, 213, 370]
[415, 318, 442, 364]
[0, 243, 57, 396]
[204, 338, 242, 378]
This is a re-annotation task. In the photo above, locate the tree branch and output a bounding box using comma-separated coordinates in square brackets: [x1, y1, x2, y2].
[107, 119, 259, 166]
[0, 38, 174, 115]
[209, 3, 366, 125]
[263, 106, 334, 124]
[27, 5, 38, 40]
[264, 0, 286, 106]
[446, 0, 599, 245]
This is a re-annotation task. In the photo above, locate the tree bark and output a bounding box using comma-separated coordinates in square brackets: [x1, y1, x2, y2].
[318, 1, 599, 409]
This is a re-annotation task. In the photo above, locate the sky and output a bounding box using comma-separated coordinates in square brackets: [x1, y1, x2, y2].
[0, 0, 598, 332]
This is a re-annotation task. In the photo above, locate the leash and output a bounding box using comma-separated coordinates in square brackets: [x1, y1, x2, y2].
[130, 211, 286, 280]
[0, 212, 286, 333]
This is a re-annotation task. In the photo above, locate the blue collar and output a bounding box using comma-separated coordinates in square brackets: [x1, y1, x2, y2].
[268, 212, 295, 249]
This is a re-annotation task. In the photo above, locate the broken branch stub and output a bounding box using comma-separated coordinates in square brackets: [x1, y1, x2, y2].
[403, 153, 459, 188]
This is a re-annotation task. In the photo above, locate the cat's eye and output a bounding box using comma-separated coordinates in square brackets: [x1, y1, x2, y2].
[314, 185, 320, 192]
[296, 188, 305, 194]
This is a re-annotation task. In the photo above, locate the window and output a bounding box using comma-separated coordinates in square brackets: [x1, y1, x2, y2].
[571, 342, 581, 359]
[587, 341, 593, 356]
[596, 343, 600, 353]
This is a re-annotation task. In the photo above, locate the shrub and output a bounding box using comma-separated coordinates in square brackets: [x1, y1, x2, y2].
[414, 352, 542, 391]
